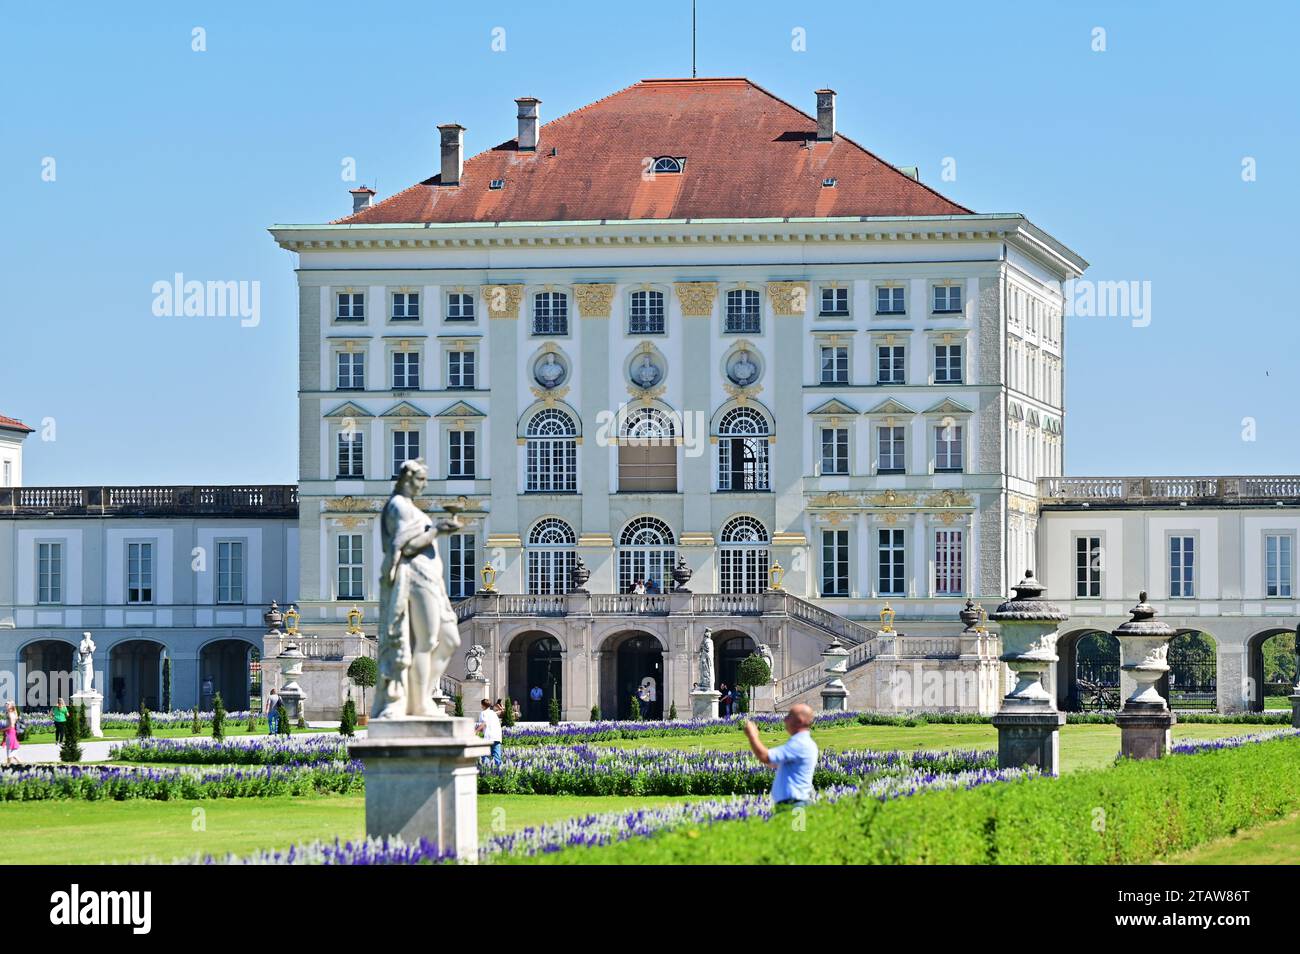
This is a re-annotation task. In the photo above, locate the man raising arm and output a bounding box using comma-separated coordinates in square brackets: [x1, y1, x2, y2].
[743, 703, 818, 808]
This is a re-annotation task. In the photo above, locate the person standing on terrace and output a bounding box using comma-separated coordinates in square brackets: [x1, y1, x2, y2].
[742, 704, 817, 809]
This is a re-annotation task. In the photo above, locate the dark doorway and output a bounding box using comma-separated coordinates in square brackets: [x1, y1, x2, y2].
[199, 639, 257, 711]
[509, 634, 563, 722]
[611, 633, 664, 720]
[109, 640, 166, 712]
[19, 640, 75, 709]
[716, 632, 756, 695]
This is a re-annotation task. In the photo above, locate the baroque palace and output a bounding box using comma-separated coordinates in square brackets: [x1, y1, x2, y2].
[2, 80, 1297, 719]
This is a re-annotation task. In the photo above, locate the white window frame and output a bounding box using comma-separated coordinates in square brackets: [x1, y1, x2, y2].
[391, 350, 420, 390]
[933, 529, 964, 596]
[390, 291, 420, 321]
[447, 532, 476, 599]
[724, 288, 762, 335]
[446, 349, 476, 389]
[932, 283, 963, 315]
[818, 285, 850, 317]
[337, 431, 365, 479]
[336, 350, 364, 390]
[216, 539, 245, 605]
[1075, 535, 1102, 599]
[628, 289, 666, 335]
[446, 291, 476, 322]
[934, 343, 964, 384]
[448, 429, 476, 479]
[1265, 533, 1293, 599]
[876, 425, 906, 474]
[525, 409, 578, 493]
[127, 541, 154, 605]
[335, 291, 365, 322]
[819, 426, 849, 476]
[821, 529, 850, 597]
[531, 291, 569, 336]
[337, 534, 364, 600]
[878, 528, 906, 597]
[934, 423, 965, 473]
[874, 284, 905, 316]
[37, 541, 62, 605]
[392, 429, 421, 478]
[1169, 534, 1196, 599]
[876, 343, 906, 385]
[819, 344, 849, 385]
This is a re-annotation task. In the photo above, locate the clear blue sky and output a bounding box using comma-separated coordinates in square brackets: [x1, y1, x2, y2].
[3, 0, 1296, 484]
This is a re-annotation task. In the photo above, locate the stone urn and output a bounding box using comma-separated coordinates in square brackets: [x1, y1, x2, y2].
[277, 641, 308, 724]
[1114, 592, 1175, 710]
[990, 571, 1066, 709]
[671, 557, 693, 592]
[263, 600, 284, 635]
[570, 556, 590, 593]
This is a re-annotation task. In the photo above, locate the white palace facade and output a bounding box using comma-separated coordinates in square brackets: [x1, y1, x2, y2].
[1, 79, 1296, 717]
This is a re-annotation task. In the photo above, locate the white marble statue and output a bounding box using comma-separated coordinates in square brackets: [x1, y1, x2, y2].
[696, 628, 715, 691]
[757, 642, 774, 681]
[77, 632, 96, 694]
[373, 460, 464, 719]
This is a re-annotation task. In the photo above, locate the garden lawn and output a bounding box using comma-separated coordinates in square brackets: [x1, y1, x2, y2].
[0, 794, 712, 865]
[1168, 810, 1300, 864]
[597, 722, 1249, 772]
[22, 725, 331, 745]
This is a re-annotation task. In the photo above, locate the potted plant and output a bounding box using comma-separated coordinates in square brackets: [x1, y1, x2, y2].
[347, 656, 377, 726]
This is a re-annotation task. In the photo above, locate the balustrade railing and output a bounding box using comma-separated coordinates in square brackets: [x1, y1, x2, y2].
[1, 484, 298, 516]
[1040, 475, 1300, 505]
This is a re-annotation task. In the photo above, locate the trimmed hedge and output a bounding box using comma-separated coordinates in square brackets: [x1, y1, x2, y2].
[506, 734, 1300, 865]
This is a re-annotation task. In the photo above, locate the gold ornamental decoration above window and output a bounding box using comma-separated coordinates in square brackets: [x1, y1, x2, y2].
[674, 282, 718, 317]
[323, 496, 381, 513]
[480, 284, 523, 319]
[573, 283, 614, 318]
[865, 489, 917, 508]
[922, 490, 973, 508]
[767, 281, 810, 316]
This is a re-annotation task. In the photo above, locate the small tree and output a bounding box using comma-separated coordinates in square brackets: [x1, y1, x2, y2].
[276, 702, 291, 735]
[548, 694, 561, 726]
[191, 708, 202, 734]
[136, 702, 153, 739]
[629, 694, 642, 721]
[246, 710, 257, 733]
[347, 657, 378, 717]
[211, 692, 226, 741]
[162, 657, 172, 712]
[297, 711, 307, 729]
[339, 696, 357, 737]
[502, 697, 516, 728]
[453, 694, 464, 717]
[60, 706, 82, 763]
[736, 653, 771, 714]
[77, 702, 90, 740]
[589, 705, 601, 722]
[668, 701, 678, 721]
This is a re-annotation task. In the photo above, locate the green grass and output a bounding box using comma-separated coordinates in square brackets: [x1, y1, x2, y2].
[22, 724, 332, 744]
[1168, 810, 1300, 865]
[597, 722, 1248, 773]
[0, 793, 709, 865]
[1265, 696, 1292, 710]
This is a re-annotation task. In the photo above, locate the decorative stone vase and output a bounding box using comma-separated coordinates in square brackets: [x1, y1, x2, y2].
[990, 572, 1065, 709]
[263, 600, 284, 635]
[277, 642, 308, 723]
[570, 556, 590, 593]
[671, 557, 693, 592]
[1114, 592, 1175, 709]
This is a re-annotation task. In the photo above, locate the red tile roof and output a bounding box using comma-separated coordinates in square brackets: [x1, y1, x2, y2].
[335, 78, 972, 225]
[0, 414, 32, 434]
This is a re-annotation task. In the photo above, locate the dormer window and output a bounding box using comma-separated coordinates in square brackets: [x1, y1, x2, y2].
[822, 177, 837, 188]
[489, 179, 505, 190]
[651, 157, 684, 174]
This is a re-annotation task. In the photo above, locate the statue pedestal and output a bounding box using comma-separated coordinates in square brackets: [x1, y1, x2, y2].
[750, 684, 775, 714]
[461, 679, 490, 715]
[348, 717, 489, 862]
[1290, 694, 1300, 729]
[820, 678, 849, 712]
[991, 709, 1065, 775]
[690, 689, 720, 720]
[1115, 706, 1176, 760]
[72, 691, 103, 738]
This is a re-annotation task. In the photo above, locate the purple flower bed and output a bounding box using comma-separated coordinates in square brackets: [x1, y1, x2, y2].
[181, 836, 454, 866]
[111, 735, 348, 766]
[22, 710, 259, 732]
[0, 761, 362, 801]
[1170, 727, 1299, 754]
[504, 710, 867, 746]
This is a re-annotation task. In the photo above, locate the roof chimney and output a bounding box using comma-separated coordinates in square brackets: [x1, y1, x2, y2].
[515, 97, 541, 151]
[815, 88, 836, 141]
[349, 186, 376, 213]
[438, 123, 465, 186]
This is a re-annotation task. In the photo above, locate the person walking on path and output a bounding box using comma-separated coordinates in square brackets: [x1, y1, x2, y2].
[52, 698, 68, 744]
[742, 704, 817, 809]
[475, 698, 503, 767]
[266, 689, 282, 734]
[3, 702, 21, 766]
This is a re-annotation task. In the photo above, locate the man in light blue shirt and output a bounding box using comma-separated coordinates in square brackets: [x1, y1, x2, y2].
[743, 703, 818, 807]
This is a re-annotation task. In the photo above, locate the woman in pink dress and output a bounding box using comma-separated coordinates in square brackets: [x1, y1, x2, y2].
[2, 701, 20, 766]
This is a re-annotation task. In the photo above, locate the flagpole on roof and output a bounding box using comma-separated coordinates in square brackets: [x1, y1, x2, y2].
[692, 0, 697, 78]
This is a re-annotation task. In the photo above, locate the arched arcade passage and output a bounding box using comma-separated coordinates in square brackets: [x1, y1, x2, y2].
[507, 631, 564, 722]
[599, 631, 664, 720]
[109, 640, 167, 712]
[198, 638, 259, 711]
[1055, 630, 1120, 711]
[1247, 628, 1296, 712]
[18, 639, 75, 709]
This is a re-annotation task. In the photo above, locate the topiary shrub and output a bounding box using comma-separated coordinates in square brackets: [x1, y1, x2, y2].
[211, 692, 226, 741]
[136, 702, 153, 739]
[590, 705, 601, 722]
[60, 706, 82, 763]
[669, 702, 678, 721]
[276, 702, 291, 735]
[246, 710, 257, 732]
[629, 695, 642, 721]
[347, 656, 378, 717]
[77, 702, 90, 740]
[454, 694, 464, 717]
[162, 657, 172, 712]
[548, 694, 561, 726]
[736, 653, 771, 709]
[737, 689, 750, 715]
[191, 708, 202, 734]
[502, 697, 516, 728]
[339, 697, 357, 737]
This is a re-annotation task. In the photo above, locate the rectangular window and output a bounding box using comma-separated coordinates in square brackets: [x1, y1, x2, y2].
[448, 431, 476, 478]
[532, 292, 568, 336]
[819, 345, 849, 384]
[819, 286, 849, 316]
[877, 426, 905, 473]
[127, 542, 153, 604]
[875, 286, 905, 315]
[392, 351, 420, 390]
[934, 530, 964, 595]
[821, 530, 850, 597]
[337, 432, 364, 478]
[336, 352, 364, 390]
[1075, 536, 1102, 598]
[447, 292, 475, 321]
[216, 540, 244, 604]
[877, 345, 906, 384]
[447, 350, 475, 389]
[448, 533, 476, 599]
[934, 344, 963, 383]
[725, 289, 762, 334]
[718, 437, 770, 491]
[391, 292, 420, 321]
[629, 290, 665, 334]
[393, 430, 420, 477]
[337, 534, 363, 600]
[878, 529, 905, 596]
[1266, 534, 1293, 598]
[933, 284, 963, 313]
[819, 427, 848, 475]
[336, 292, 364, 321]
[1169, 536, 1195, 598]
[935, 424, 964, 472]
[37, 542, 62, 604]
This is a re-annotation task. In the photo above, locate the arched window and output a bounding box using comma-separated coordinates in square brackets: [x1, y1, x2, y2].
[527, 518, 576, 595]
[717, 407, 770, 491]
[618, 407, 676, 492]
[525, 408, 577, 493]
[618, 517, 676, 594]
[718, 516, 770, 594]
[651, 157, 683, 174]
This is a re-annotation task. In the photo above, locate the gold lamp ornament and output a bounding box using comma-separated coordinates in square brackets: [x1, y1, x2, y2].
[480, 562, 498, 593]
[284, 604, 300, 636]
[346, 605, 364, 635]
[768, 560, 785, 592]
[975, 603, 988, 635]
[879, 603, 895, 633]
